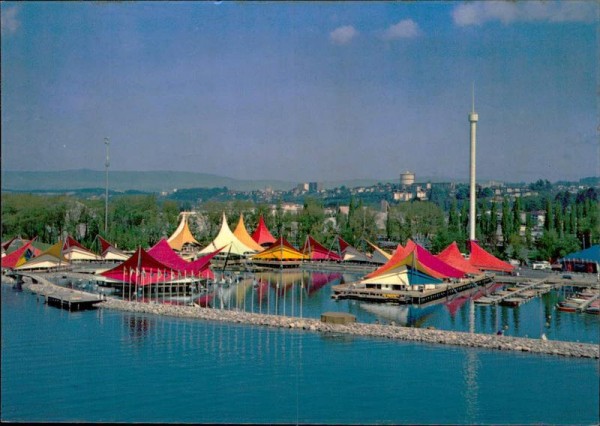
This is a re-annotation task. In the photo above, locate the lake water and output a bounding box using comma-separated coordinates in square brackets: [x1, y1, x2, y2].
[2, 281, 598, 424]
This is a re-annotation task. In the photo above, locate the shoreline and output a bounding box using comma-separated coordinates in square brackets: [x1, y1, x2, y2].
[10, 277, 600, 359]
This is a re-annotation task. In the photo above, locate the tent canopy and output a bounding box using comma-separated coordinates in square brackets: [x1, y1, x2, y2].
[302, 236, 342, 261]
[167, 213, 201, 251]
[336, 236, 372, 263]
[366, 240, 465, 281]
[198, 213, 257, 256]
[251, 237, 306, 261]
[560, 245, 600, 263]
[62, 236, 100, 261]
[1, 239, 35, 269]
[15, 240, 69, 270]
[251, 215, 276, 246]
[468, 240, 514, 273]
[148, 238, 218, 279]
[233, 214, 265, 252]
[437, 241, 481, 275]
[98, 236, 129, 261]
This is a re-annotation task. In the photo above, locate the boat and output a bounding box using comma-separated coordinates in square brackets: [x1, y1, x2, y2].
[584, 300, 600, 315]
[557, 304, 577, 313]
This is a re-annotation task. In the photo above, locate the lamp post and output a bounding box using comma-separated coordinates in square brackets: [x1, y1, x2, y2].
[104, 137, 110, 234]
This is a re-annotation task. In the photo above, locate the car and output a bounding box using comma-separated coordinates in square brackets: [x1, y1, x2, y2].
[561, 274, 573, 280]
[532, 261, 551, 270]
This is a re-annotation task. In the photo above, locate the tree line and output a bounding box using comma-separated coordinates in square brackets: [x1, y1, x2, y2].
[2, 187, 598, 262]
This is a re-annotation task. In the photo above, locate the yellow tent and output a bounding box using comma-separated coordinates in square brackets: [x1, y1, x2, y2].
[251, 237, 306, 261]
[15, 240, 69, 270]
[167, 213, 201, 251]
[233, 213, 264, 252]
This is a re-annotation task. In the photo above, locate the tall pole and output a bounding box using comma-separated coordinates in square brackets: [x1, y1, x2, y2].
[468, 86, 478, 242]
[104, 137, 110, 234]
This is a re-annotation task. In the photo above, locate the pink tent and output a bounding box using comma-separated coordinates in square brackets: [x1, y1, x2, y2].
[366, 240, 465, 281]
[302, 236, 342, 261]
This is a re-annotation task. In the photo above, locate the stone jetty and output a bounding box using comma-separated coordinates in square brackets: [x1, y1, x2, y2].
[15, 278, 600, 360]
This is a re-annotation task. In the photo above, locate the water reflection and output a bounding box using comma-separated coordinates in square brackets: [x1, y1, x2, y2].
[128, 269, 598, 343]
[124, 315, 153, 341]
[463, 350, 479, 423]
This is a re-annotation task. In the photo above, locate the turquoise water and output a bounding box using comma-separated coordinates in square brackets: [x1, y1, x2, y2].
[2, 284, 598, 424]
[203, 270, 598, 344]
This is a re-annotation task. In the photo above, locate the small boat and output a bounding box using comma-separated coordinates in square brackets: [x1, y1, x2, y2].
[557, 304, 577, 313]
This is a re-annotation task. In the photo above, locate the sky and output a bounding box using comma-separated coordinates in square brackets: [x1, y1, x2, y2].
[1, 1, 598, 184]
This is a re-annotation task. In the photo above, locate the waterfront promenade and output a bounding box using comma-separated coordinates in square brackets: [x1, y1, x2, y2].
[16, 277, 599, 360]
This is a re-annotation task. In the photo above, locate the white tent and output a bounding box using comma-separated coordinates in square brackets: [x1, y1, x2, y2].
[198, 213, 257, 257]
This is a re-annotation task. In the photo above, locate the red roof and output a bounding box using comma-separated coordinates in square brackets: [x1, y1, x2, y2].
[302, 236, 342, 261]
[63, 235, 91, 252]
[437, 242, 482, 275]
[101, 247, 174, 285]
[1, 239, 34, 268]
[251, 216, 276, 246]
[468, 240, 514, 273]
[148, 238, 220, 279]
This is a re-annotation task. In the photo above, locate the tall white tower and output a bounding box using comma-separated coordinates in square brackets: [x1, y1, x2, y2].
[468, 86, 478, 242]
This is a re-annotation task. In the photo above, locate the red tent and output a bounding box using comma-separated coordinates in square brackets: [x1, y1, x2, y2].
[302, 236, 342, 261]
[101, 247, 175, 285]
[1, 239, 34, 269]
[468, 240, 514, 273]
[436, 242, 481, 275]
[251, 215, 276, 246]
[148, 238, 220, 279]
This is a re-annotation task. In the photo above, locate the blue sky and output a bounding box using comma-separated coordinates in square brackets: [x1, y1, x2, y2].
[1, 1, 597, 183]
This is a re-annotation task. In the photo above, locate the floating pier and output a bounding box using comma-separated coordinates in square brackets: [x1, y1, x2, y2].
[46, 291, 103, 311]
[331, 275, 493, 305]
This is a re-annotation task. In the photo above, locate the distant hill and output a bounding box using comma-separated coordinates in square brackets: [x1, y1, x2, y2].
[1, 169, 297, 192]
[0, 169, 461, 193]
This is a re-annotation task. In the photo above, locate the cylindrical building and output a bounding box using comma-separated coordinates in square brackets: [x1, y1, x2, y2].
[400, 171, 415, 186]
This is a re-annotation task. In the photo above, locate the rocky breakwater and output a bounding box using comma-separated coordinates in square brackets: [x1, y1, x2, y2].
[99, 298, 599, 359]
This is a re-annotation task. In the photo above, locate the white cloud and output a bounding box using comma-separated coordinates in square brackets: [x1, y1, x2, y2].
[329, 25, 358, 45]
[381, 19, 422, 40]
[1, 6, 20, 35]
[452, 0, 596, 26]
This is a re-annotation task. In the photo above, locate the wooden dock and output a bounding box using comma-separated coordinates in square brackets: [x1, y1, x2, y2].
[331, 275, 494, 305]
[10, 271, 103, 311]
[46, 291, 103, 311]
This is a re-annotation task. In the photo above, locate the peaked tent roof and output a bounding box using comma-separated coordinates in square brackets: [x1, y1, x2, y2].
[98, 236, 129, 261]
[302, 236, 342, 261]
[2, 236, 18, 252]
[198, 213, 257, 256]
[15, 240, 69, 270]
[101, 246, 181, 285]
[251, 237, 306, 261]
[336, 236, 372, 263]
[62, 236, 100, 261]
[468, 240, 514, 273]
[437, 242, 482, 275]
[167, 213, 201, 251]
[233, 214, 265, 252]
[148, 238, 218, 279]
[360, 263, 442, 286]
[366, 240, 465, 280]
[560, 245, 600, 263]
[251, 215, 276, 246]
[1, 239, 35, 269]
[365, 239, 393, 261]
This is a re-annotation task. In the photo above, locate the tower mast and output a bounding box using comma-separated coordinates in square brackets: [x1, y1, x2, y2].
[468, 85, 478, 241]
